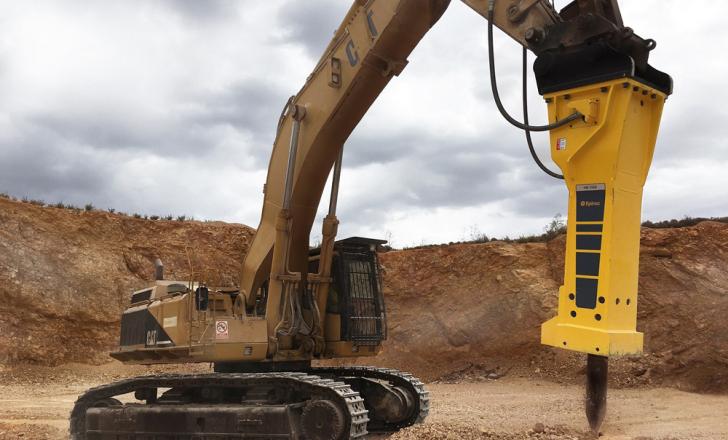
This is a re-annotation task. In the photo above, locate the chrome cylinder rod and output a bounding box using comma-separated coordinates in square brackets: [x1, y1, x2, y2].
[328, 147, 344, 216]
[282, 105, 305, 211]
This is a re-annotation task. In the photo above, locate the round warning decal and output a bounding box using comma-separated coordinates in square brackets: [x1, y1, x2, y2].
[216, 320, 229, 339]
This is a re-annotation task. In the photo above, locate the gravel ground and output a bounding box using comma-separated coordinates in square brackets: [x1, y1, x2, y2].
[0, 364, 726, 440]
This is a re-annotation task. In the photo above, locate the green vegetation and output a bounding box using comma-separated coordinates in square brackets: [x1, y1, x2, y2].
[404, 213, 726, 251]
[543, 213, 566, 238]
[1, 191, 727, 231]
[465, 225, 490, 244]
[0, 192, 197, 222]
[642, 216, 728, 229]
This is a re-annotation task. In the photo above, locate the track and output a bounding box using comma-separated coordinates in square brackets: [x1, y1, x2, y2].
[69, 372, 370, 439]
[311, 366, 429, 430]
[68, 367, 427, 439]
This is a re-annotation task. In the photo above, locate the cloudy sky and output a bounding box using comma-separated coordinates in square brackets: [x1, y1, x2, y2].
[1, 1, 726, 247]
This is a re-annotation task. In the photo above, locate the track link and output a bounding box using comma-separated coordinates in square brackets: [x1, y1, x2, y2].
[311, 366, 429, 431]
[70, 372, 369, 439]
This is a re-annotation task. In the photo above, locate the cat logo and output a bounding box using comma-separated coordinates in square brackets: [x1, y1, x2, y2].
[346, 40, 359, 67]
[216, 320, 229, 339]
[145, 329, 158, 347]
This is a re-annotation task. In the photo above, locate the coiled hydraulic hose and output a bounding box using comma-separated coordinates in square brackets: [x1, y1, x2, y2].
[523, 48, 564, 179]
[487, 0, 581, 132]
[487, 0, 571, 179]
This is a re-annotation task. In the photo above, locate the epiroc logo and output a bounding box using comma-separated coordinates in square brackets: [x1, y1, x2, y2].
[580, 201, 601, 208]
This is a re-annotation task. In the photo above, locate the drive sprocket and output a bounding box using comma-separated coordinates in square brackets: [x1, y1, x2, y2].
[301, 399, 346, 440]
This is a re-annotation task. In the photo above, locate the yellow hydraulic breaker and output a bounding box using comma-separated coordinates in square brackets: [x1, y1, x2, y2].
[540, 77, 667, 430]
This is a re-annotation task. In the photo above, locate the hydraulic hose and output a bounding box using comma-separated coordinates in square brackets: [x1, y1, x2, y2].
[523, 48, 564, 179]
[487, 0, 582, 132]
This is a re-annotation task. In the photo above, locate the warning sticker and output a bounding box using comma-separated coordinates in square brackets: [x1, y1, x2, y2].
[163, 316, 177, 328]
[556, 138, 567, 151]
[215, 320, 229, 339]
[576, 183, 606, 192]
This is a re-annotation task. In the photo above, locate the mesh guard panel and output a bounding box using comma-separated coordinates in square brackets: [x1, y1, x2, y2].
[339, 246, 387, 345]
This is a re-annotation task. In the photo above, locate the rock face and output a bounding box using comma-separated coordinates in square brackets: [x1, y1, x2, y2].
[0, 197, 254, 365]
[1, 196, 726, 392]
[375, 222, 728, 392]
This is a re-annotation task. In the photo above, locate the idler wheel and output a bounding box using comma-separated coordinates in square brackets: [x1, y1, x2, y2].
[300, 399, 346, 440]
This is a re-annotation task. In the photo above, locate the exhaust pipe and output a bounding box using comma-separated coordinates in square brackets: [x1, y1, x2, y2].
[154, 258, 164, 281]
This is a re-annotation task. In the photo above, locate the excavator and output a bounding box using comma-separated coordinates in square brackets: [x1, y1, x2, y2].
[70, 0, 672, 438]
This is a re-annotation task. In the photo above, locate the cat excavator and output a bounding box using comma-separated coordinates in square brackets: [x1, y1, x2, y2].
[70, 0, 672, 438]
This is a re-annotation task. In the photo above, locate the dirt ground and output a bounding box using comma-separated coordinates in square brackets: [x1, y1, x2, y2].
[0, 364, 726, 440]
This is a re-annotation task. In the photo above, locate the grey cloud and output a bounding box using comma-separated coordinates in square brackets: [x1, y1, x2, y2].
[342, 134, 414, 167]
[333, 162, 565, 242]
[276, 0, 350, 58]
[654, 104, 728, 164]
[0, 136, 110, 207]
[158, 0, 240, 22]
[330, 128, 568, 236]
[23, 79, 287, 168]
[413, 148, 515, 207]
[502, 177, 566, 218]
[338, 135, 544, 213]
[30, 112, 163, 153]
[0, 127, 246, 220]
[205, 81, 285, 132]
[200, 80, 290, 161]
